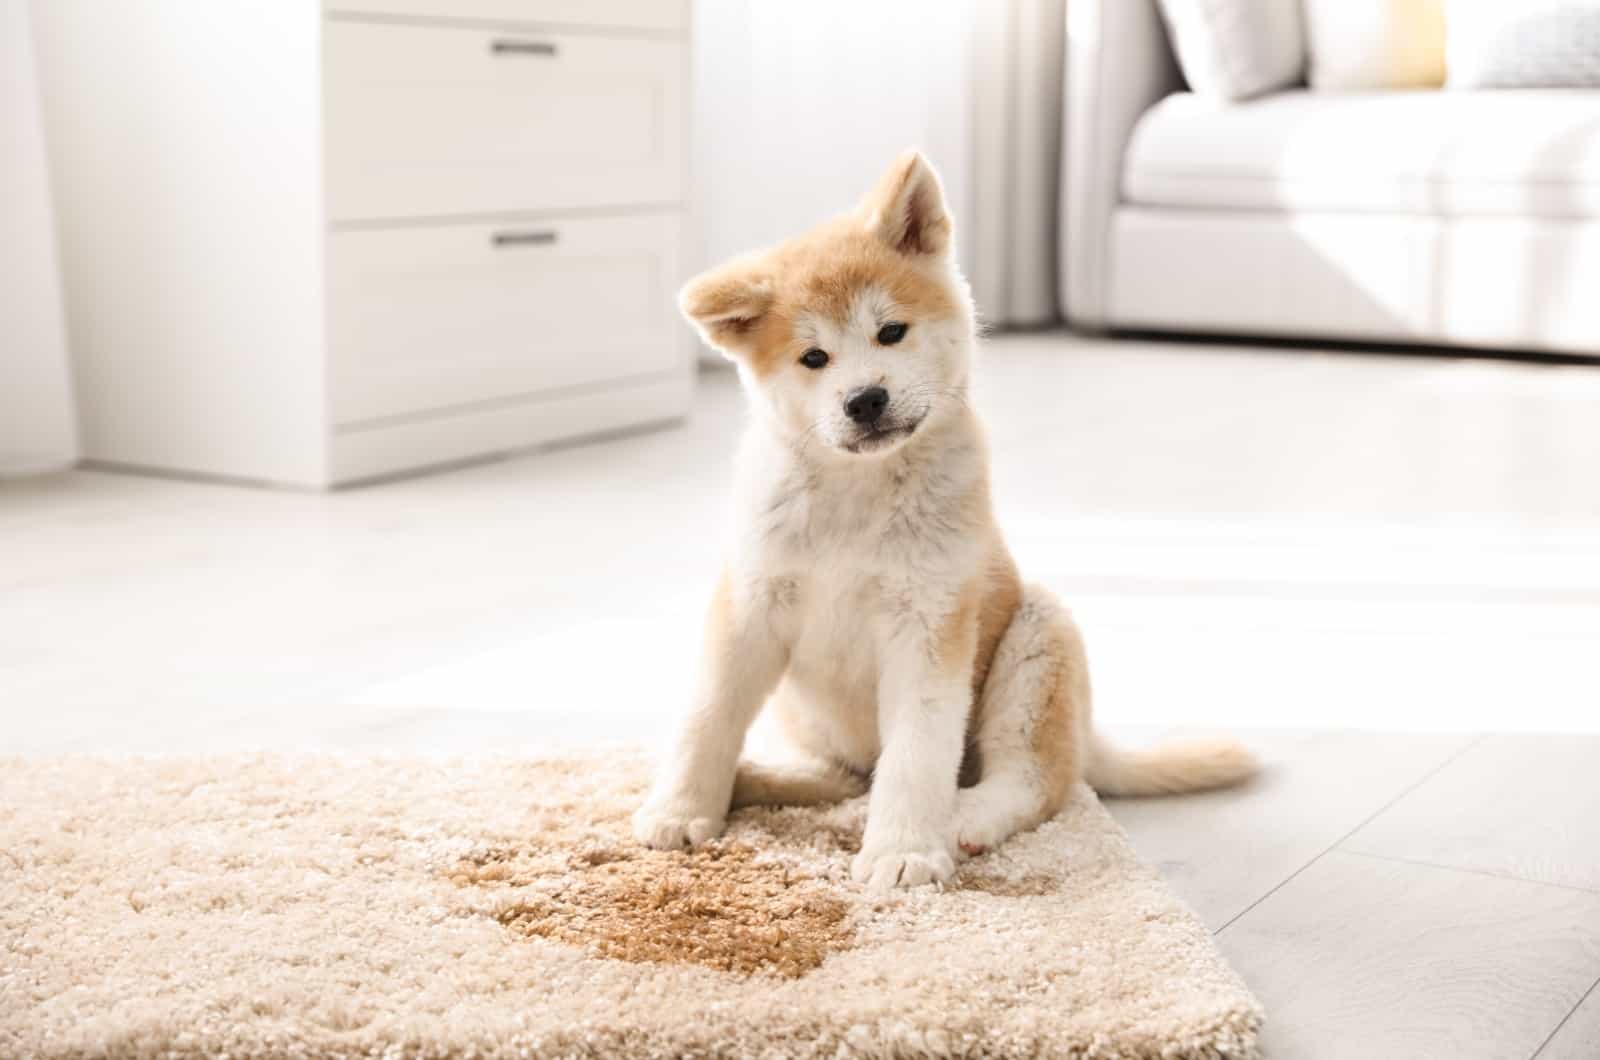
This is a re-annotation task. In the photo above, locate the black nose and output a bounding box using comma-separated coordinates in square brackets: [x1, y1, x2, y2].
[844, 386, 889, 425]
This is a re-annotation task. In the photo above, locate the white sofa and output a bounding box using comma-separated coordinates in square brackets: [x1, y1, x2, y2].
[1061, 0, 1600, 356]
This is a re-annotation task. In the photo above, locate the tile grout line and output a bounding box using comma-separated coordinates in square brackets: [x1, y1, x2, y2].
[1530, 971, 1600, 1060]
[1338, 847, 1600, 896]
[1214, 732, 1488, 936]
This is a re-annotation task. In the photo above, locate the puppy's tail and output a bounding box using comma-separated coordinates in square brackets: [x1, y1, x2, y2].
[1084, 731, 1258, 797]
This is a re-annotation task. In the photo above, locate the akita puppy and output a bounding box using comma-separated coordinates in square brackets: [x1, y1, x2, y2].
[634, 152, 1256, 890]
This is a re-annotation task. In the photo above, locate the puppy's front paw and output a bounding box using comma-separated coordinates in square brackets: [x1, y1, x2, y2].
[632, 805, 725, 850]
[851, 845, 956, 891]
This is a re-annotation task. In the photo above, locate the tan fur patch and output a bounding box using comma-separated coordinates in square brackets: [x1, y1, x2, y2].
[1033, 618, 1091, 817]
[934, 579, 980, 679]
[453, 840, 854, 979]
[731, 760, 869, 809]
[793, 232, 959, 327]
[970, 542, 1023, 700]
[682, 215, 961, 380]
[959, 542, 1024, 785]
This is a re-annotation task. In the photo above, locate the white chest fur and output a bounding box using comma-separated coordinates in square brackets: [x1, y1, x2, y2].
[728, 414, 988, 769]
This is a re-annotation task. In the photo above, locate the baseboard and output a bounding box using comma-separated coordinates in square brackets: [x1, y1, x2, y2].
[329, 370, 694, 486]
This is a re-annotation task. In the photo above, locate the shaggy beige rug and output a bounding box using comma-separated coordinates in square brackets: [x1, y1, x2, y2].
[1, 753, 1261, 1059]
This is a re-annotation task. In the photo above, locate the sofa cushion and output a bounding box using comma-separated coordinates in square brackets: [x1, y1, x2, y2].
[1123, 89, 1600, 217]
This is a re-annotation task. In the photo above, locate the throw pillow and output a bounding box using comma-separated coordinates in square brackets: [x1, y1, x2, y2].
[1154, 0, 1306, 101]
[1303, 0, 1447, 90]
[1447, 0, 1600, 88]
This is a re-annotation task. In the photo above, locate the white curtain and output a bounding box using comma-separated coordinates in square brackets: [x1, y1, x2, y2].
[967, 0, 1067, 328]
[690, 0, 1065, 339]
[0, 0, 75, 476]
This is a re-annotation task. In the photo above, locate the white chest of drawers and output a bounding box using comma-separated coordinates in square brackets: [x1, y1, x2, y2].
[31, 0, 693, 487]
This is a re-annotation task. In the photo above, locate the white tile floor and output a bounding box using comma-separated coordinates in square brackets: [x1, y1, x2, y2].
[5, 331, 1599, 1058]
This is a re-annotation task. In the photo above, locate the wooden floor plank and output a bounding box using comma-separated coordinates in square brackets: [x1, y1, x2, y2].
[1220, 850, 1600, 1060]
[1104, 728, 1474, 929]
[1344, 733, 1600, 893]
[1536, 977, 1600, 1060]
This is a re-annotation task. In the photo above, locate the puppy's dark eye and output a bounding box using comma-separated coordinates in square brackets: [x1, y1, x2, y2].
[877, 322, 909, 345]
[799, 348, 829, 370]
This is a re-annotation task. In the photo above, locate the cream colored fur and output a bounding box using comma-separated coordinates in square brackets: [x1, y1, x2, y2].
[634, 152, 1256, 890]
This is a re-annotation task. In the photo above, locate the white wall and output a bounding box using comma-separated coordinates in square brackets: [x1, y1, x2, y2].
[689, 0, 975, 346]
[0, 0, 75, 475]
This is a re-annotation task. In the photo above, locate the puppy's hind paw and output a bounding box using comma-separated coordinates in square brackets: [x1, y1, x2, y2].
[851, 847, 956, 892]
[631, 807, 724, 850]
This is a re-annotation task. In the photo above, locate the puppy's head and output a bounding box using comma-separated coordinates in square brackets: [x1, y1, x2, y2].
[680, 151, 975, 459]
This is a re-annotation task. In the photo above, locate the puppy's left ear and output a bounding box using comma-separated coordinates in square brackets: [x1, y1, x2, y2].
[861, 150, 953, 258]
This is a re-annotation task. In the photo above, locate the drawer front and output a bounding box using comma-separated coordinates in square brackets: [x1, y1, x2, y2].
[328, 213, 685, 425]
[325, 21, 685, 221]
[325, 1, 688, 33]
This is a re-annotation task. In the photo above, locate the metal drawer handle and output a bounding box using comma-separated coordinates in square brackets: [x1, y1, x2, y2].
[490, 39, 557, 57]
[492, 230, 558, 248]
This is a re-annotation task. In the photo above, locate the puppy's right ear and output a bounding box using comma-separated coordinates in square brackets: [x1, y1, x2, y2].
[679, 260, 773, 360]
